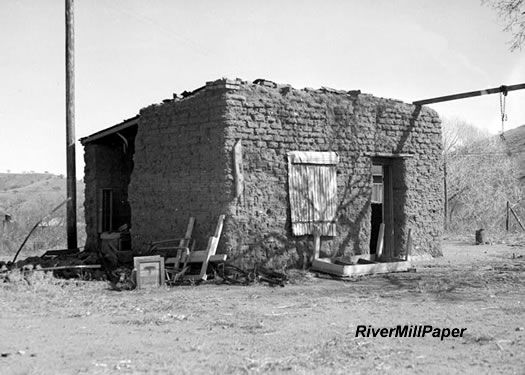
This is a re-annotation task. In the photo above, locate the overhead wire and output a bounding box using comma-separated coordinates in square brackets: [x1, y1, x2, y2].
[101, 0, 220, 59]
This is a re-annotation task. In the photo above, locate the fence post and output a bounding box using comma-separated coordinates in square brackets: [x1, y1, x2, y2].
[509, 205, 525, 232]
[506, 201, 510, 232]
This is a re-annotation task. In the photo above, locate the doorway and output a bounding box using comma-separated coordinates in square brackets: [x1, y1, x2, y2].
[370, 164, 383, 254]
[369, 161, 394, 257]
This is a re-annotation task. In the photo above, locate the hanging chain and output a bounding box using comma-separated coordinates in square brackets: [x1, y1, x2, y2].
[499, 89, 508, 137]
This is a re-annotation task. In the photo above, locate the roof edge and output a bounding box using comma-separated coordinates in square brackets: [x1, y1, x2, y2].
[80, 115, 139, 145]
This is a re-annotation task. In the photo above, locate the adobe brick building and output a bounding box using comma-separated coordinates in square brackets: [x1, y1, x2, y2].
[80, 78, 443, 268]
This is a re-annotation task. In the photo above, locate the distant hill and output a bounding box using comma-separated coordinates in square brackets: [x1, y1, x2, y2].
[0, 172, 84, 215]
[0, 172, 57, 192]
[0, 173, 85, 256]
[503, 124, 525, 182]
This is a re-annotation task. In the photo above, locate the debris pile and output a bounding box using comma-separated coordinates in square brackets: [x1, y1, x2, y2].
[1, 215, 289, 289]
[212, 263, 288, 287]
[1, 251, 289, 289]
[0, 250, 106, 281]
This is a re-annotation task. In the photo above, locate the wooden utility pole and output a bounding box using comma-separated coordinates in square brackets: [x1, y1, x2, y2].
[65, 0, 77, 249]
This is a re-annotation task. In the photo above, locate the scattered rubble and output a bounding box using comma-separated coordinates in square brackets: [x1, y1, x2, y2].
[0, 250, 107, 282]
[1, 249, 289, 290]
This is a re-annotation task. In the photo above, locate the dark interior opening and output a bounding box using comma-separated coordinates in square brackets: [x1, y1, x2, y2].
[370, 203, 383, 254]
[370, 164, 384, 254]
[94, 125, 137, 236]
[369, 157, 409, 258]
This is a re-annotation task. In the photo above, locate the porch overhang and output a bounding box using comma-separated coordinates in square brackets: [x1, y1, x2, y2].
[79, 115, 139, 145]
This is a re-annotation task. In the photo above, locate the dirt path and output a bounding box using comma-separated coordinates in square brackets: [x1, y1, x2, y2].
[1, 241, 524, 374]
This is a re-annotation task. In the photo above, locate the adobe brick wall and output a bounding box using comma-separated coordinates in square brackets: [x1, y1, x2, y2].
[82, 145, 98, 252]
[103, 78, 443, 268]
[128, 85, 232, 253]
[218, 80, 443, 268]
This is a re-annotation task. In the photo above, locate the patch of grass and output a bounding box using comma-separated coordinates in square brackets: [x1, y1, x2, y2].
[112, 313, 188, 326]
[285, 269, 317, 284]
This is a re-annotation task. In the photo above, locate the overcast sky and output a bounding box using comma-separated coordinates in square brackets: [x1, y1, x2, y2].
[1, 0, 524, 175]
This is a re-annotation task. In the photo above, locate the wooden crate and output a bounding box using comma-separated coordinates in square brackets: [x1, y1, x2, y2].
[134, 256, 165, 289]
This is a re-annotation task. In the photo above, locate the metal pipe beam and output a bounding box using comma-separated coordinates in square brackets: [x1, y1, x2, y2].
[413, 83, 525, 106]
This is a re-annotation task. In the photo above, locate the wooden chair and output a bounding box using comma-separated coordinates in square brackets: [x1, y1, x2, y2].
[148, 216, 195, 254]
[148, 217, 195, 278]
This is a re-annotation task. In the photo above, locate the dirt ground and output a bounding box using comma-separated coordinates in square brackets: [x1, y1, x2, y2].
[1, 240, 524, 374]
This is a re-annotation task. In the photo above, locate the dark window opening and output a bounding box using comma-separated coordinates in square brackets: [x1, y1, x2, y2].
[100, 188, 113, 233]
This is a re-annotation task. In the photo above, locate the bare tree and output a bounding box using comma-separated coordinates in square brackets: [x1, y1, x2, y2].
[442, 117, 489, 229]
[442, 118, 523, 234]
[484, 0, 525, 51]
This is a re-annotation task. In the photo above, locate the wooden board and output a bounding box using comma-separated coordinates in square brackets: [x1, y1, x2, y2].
[313, 232, 321, 260]
[332, 254, 376, 263]
[41, 248, 80, 257]
[405, 228, 413, 260]
[34, 264, 101, 271]
[288, 151, 339, 165]
[312, 257, 411, 277]
[233, 140, 244, 204]
[376, 223, 385, 259]
[288, 152, 338, 236]
[182, 214, 225, 281]
[165, 253, 227, 265]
